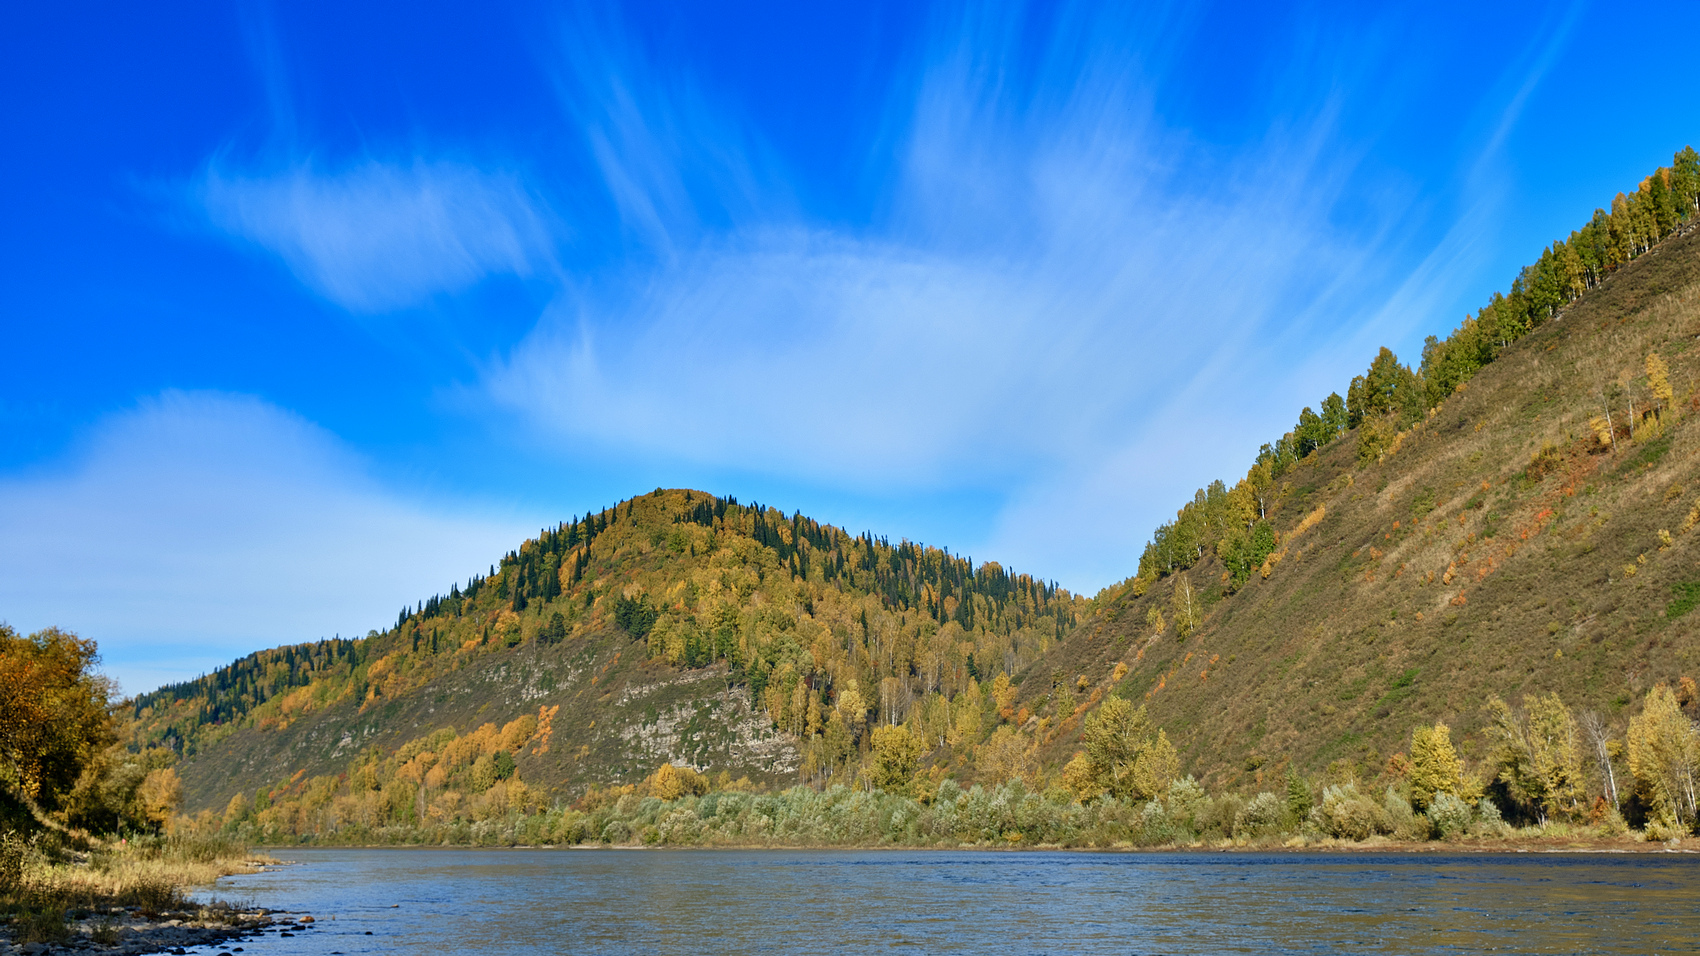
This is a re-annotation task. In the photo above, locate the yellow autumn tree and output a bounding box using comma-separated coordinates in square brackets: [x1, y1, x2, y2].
[990, 672, 1017, 722]
[646, 763, 708, 801]
[867, 724, 922, 794]
[836, 679, 868, 745]
[1082, 696, 1178, 801]
[1060, 752, 1101, 802]
[137, 767, 183, 828]
[0, 625, 114, 812]
[1626, 684, 1699, 831]
[1407, 722, 1477, 811]
[1647, 352, 1674, 419]
[1485, 693, 1586, 823]
[975, 725, 1033, 785]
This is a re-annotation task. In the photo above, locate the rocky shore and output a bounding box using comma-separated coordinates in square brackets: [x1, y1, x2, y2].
[1, 908, 316, 955]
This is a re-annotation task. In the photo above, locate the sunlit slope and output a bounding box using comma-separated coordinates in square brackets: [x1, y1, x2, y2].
[133, 491, 1084, 811]
[1033, 222, 1700, 790]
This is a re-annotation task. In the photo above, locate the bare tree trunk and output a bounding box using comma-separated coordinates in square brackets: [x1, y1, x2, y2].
[1580, 711, 1618, 806]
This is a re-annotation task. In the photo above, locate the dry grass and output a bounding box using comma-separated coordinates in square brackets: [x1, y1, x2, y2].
[2, 829, 270, 942]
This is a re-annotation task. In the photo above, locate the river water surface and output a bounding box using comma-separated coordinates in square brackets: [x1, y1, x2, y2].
[197, 848, 1699, 954]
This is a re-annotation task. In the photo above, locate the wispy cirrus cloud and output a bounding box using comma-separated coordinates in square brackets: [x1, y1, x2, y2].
[0, 391, 535, 694]
[478, 5, 1408, 586]
[196, 159, 555, 312]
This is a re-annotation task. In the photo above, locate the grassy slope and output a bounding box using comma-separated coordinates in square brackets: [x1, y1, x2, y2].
[1028, 222, 1700, 791]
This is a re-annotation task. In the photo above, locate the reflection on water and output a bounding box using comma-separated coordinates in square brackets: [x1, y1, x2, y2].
[200, 848, 1700, 955]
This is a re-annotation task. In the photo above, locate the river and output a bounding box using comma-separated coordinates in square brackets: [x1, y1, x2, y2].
[197, 847, 1700, 954]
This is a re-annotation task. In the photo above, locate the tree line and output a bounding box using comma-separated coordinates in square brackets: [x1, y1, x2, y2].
[1137, 146, 1700, 591]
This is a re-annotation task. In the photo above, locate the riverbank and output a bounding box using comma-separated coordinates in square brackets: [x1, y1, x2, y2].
[256, 828, 1700, 854]
[1, 833, 303, 954]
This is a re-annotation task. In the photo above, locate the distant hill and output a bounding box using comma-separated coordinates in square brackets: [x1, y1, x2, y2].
[132, 493, 1085, 813]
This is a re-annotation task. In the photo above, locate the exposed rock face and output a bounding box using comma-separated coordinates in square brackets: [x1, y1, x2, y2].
[173, 631, 798, 813]
[616, 677, 799, 775]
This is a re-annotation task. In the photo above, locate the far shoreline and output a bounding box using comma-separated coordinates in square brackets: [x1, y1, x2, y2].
[248, 836, 1700, 856]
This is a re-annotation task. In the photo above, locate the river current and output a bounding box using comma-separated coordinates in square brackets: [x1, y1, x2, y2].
[197, 847, 1699, 954]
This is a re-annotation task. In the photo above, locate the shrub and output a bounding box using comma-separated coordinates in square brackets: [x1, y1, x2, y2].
[1469, 798, 1513, 837]
[1164, 777, 1211, 834]
[1643, 818, 1689, 842]
[1137, 800, 1180, 845]
[1233, 791, 1287, 839]
[1426, 792, 1473, 838]
[16, 907, 71, 945]
[0, 830, 28, 886]
[1310, 783, 1391, 841]
[1204, 793, 1244, 838]
[1385, 787, 1432, 841]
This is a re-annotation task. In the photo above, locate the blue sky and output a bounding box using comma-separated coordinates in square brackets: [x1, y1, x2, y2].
[4, 0, 1698, 695]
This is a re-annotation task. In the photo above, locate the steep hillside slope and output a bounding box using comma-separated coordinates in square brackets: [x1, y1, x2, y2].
[133, 492, 1084, 812]
[1034, 219, 1700, 791]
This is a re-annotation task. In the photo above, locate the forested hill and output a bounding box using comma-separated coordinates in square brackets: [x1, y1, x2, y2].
[133, 491, 1087, 810]
[1027, 146, 1700, 792]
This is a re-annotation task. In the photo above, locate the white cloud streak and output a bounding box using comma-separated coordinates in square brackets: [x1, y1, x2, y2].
[481, 7, 1406, 587]
[0, 392, 534, 695]
[197, 159, 554, 311]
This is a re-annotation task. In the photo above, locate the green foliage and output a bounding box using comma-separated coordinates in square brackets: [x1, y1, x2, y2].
[1426, 792, 1473, 838]
[1619, 434, 1672, 472]
[1485, 693, 1587, 823]
[0, 625, 115, 815]
[1668, 583, 1700, 620]
[1218, 522, 1277, 591]
[1285, 769, 1312, 820]
[612, 594, 658, 639]
[1309, 783, 1391, 840]
[539, 612, 567, 645]
[1232, 791, 1286, 838]
[1082, 697, 1178, 801]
